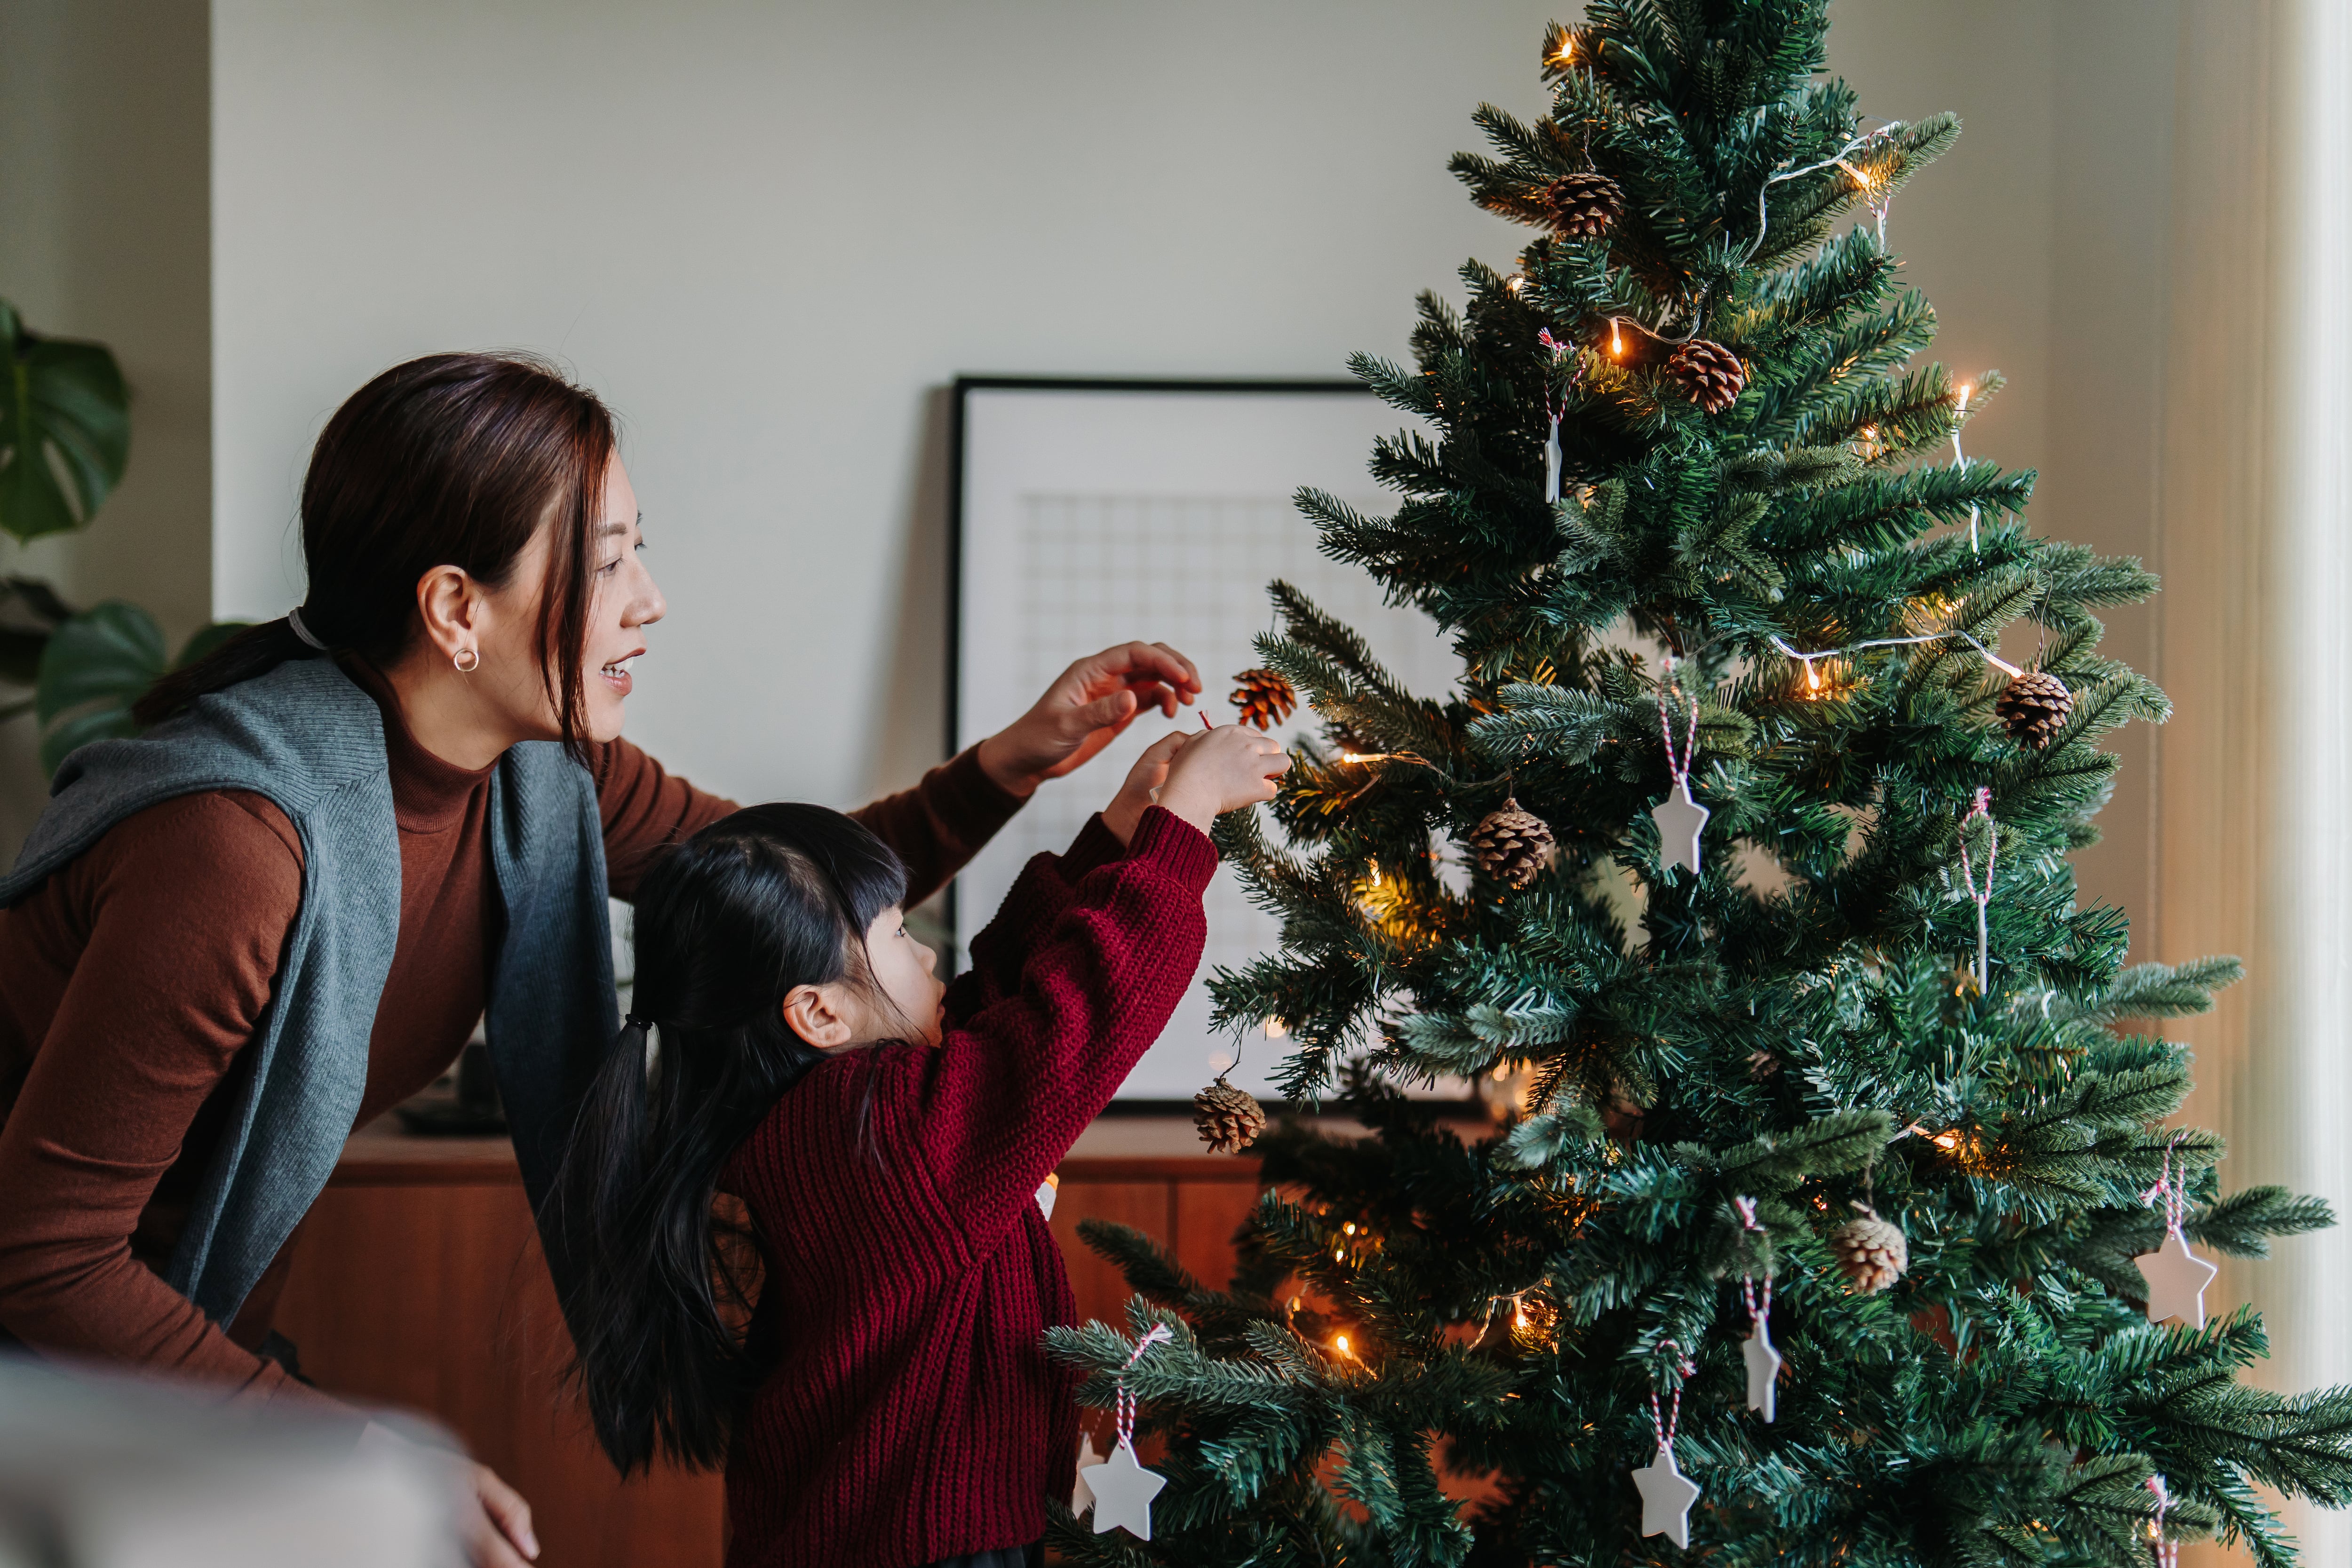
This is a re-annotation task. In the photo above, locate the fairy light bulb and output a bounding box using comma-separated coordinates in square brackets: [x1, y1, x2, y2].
[1554, 35, 1574, 63]
[1956, 382, 1972, 411]
[1805, 660, 1821, 692]
[1609, 318, 1624, 358]
[1334, 1334, 1354, 1359]
[1263, 1016, 1288, 1039]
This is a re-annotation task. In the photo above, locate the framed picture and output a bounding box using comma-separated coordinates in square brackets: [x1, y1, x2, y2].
[947, 376, 1456, 1104]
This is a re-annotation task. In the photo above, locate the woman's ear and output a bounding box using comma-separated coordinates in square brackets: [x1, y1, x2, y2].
[413, 563, 484, 664]
[780, 983, 857, 1051]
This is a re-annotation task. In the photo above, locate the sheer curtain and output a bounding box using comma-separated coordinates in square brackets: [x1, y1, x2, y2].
[2161, 0, 2352, 1560]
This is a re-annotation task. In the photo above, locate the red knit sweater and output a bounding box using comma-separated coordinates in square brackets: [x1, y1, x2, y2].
[721, 806, 1216, 1568]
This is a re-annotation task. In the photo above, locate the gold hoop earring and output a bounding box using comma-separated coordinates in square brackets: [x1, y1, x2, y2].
[453, 647, 480, 674]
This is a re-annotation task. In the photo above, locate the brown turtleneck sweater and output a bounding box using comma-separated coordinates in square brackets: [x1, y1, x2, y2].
[0, 661, 1024, 1403]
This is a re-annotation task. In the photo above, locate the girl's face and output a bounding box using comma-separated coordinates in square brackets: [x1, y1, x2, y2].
[857, 906, 946, 1048]
[781, 905, 946, 1052]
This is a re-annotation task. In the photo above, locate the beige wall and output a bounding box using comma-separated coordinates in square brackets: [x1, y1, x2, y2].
[1831, 0, 2178, 948]
[0, 0, 212, 851]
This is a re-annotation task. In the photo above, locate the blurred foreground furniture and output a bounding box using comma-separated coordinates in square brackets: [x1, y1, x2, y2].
[0, 1356, 450, 1568]
[271, 1116, 1272, 1568]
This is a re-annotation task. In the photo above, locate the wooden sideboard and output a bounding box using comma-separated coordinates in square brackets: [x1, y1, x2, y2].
[271, 1117, 1272, 1568]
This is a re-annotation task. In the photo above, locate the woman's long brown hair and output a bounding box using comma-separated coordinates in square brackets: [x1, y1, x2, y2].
[137, 351, 616, 759]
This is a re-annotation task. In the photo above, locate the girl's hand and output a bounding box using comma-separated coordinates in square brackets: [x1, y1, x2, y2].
[1155, 724, 1289, 837]
[976, 643, 1203, 796]
[1104, 730, 1193, 845]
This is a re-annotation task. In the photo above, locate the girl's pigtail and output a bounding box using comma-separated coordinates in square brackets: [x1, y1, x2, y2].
[544, 803, 906, 1474]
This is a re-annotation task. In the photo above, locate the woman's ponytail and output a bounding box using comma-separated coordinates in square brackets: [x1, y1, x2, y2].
[131, 617, 323, 728]
[545, 804, 907, 1474]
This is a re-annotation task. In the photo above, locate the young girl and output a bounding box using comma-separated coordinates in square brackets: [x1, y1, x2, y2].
[550, 721, 1287, 1568]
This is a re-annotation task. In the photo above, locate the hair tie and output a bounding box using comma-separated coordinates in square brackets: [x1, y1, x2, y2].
[625, 1012, 654, 1032]
[285, 607, 328, 651]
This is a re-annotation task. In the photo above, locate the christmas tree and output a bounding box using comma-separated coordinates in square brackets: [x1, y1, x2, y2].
[1048, 4, 2352, 1565]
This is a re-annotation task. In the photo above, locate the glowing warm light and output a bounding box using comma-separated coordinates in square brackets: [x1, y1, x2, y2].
[1287, 1294, 1303, 1314]
[1931, 1130, 1962, 1152]
[1836, 157, 1876, 193]
[1334, 1247, 1346, 1262]
[1554, 36, 1575, 63]
[1513, 1304, 1531, 1330]
[1334, 1334, 1354, 1359]
[1343, 1222, 1357, 1235]
[1507, 274, 1528, 295]
[1956, 382, 1972, 411]
[1609, 318, 1624, 358]
[1861, 425, 1878, 440]
[1341, 752, 1386, 764]
[1805, 661, 1821, 692]
[1263, 1015, 1288, 1039]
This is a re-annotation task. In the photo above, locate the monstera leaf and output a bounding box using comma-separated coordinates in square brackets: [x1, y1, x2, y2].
[0, 298, 130, 544]
[36, 602, 246, 774]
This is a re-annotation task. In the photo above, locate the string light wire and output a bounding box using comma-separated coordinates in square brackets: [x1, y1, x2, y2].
[1743, 120, 1907, 263]
[1766, 629, 2022, 684]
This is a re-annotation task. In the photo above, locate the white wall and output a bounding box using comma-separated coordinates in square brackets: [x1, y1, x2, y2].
[210, 0, 1559, 811]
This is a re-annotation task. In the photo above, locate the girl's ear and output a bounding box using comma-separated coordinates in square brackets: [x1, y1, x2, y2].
[780, 982, 857, 1051]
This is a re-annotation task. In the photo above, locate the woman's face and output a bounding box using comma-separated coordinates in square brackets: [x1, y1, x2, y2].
[580, 459, 664, 742]
[468, 457, 665, 746]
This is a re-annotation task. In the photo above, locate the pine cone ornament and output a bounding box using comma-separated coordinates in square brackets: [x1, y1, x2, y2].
[1469, 798, 1556, 890]
[1830, 1205, 1909, 1296]
[1995, 669, 2074, 748]
[1229, 668, 1297, 731]
[1193, 1076, 1268, 1154]
[1665, 339, 1747, 413]
[1542, 171, 1623, 239]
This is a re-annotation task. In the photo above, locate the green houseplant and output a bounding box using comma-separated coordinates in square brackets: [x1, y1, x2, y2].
[0, 297, 243, 773]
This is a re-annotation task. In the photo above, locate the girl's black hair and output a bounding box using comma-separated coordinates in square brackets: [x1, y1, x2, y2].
[546, 802, 907, 1473]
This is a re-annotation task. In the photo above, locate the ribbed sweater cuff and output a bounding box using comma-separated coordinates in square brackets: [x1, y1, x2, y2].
[1127, 806, 1219, 893]
[1063, 813, 1125, 879]
[941, 744, 1030, 829]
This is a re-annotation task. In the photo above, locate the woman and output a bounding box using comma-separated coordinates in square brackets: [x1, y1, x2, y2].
[0, 352, 1201, 1567]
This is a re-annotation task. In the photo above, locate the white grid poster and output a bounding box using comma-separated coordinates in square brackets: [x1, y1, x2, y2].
[954, 385, 1456, 1100]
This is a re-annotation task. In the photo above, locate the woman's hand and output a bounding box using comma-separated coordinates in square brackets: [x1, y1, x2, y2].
[461, 1461, 540, 1567]
[358, 1424, 537, 1566]
[1155, 724, 1290, 838]
[1103, 731, 1194, 845]
[977, 643, 1202, 797]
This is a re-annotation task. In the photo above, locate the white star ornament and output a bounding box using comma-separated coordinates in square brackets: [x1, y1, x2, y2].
[1084, 1439, 1166, 1541]
[2135, 1231, 2219, 1329]
[1632, 1443, 1701, 1547]
[1742, 1320, 1782, 1423]
[1653, 782, 1710, 877]
[1071, 1432, 1103, 1514]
